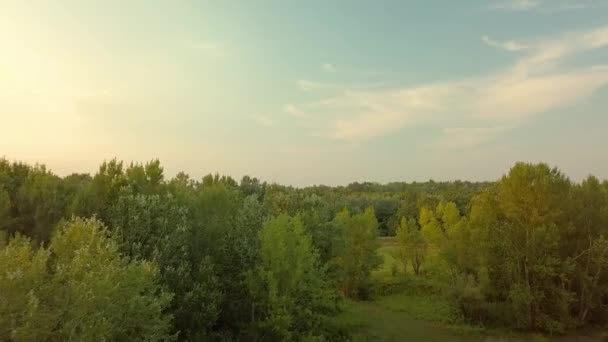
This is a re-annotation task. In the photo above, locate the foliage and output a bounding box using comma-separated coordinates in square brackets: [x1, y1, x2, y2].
[395, 217, 427, 275]
[247, 214, 338, 340]
[332, 207, 382, 299]
[447, 163, 608, 333]
[107, 190, 221, 339]
[1, 157, 606, 338]
[0, 217, 172, 341]
[216, 194, 266, 333]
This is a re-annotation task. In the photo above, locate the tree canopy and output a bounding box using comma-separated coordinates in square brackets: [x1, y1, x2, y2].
[1, 157, 607, 339]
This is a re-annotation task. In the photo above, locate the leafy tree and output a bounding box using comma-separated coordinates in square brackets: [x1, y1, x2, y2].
[68, 159, 128, 222]
[567, 176, 608, 325]
[190, 182, 242, 261]
[0, 235, 52, 341]
[166, 171, 196, 208]
[125, 160, 165, 195]
[240, 175, 266, 198]
[0, 217, 172, 341]
[395, 217, 427, 275]
[247, 214, 337, 340]
[13, 165, 64, 242]
[419, 206, 444, 248]
[297, 194, 341, 265]
[216, 194, 266, 333]
[387, 191, 418, 235]
[263, 184, 296, 216]
[373, 198, 399, 236]
[0, 187, 10, 230]
[466, 163, 575, 332]
[332, 207, 381, 299]
[108, 191, 187, 261]
[107, 191, 221, 339]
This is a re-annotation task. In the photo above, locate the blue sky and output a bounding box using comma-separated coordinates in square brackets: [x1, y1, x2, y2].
[1, 0, 608, 185]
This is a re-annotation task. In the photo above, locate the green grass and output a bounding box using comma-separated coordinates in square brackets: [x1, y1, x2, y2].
[375, 294, 460, 324]
[334, 238, 597, 342]
[333, 296, 482, 342]
[373, 243, 404, 281]
[334, 237, 486, 341]
[373, 237, 448, 282]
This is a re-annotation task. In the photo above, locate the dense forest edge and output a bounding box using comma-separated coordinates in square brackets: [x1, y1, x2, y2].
[1, 157, 607, 341]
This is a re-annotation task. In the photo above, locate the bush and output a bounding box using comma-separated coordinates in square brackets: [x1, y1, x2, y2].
[0, 218, 173, 341]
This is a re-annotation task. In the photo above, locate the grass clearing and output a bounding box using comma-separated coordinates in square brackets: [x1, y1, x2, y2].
[334, 237, 599, 341]
[334, 237, 487, 341]
[334, 297, 479, 342]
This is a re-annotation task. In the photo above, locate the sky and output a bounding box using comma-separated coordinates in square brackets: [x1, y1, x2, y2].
[1, 0, 608, 186]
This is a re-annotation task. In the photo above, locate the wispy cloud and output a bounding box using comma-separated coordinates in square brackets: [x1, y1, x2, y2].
[296, 79, 382, 93]
[296, 79, 339, 92]
[322, 63, 335, 72]
[294, 25, 608, 146]
[284, 104, 307, 118]
[434, 127, 509, 149]
[320, 63, 382, 76]
[488, 0, 602, 12]
[482, 35, 528, 51]
[490, 0, 541, 11]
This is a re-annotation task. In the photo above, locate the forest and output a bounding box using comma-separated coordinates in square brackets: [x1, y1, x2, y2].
[1, 157, 607, 341]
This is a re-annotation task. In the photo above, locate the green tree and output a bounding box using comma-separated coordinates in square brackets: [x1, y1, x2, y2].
[13, 165, 64, 242]
[125, 159, 165, 195]
[0, 187, 10, 230]
[395, 217, 427, 275]
[0, 235, 53, 341]
[332, 207, 381, 299]
[0, 217, 172, 341]
[467, 163, 574, 332]
[68, 159, 128, 222]
[216, 194, 266, 333]
[190, 182, 241, 261]
[567, 176, 608, 325]
[247, 214, 337, 340]
[108, 191, 221, 339]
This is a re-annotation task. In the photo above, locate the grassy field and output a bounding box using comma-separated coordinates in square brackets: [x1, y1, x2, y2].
[334, 238, 482, 341]
[334, 296, 479, 342]
[334, 238, 605, 342]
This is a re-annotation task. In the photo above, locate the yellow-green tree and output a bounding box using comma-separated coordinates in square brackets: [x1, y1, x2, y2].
[395, 217, 427, 275]
[332, 207, 381, 298]
[247, 214, 337, 340]
[0, 218, 172, 341]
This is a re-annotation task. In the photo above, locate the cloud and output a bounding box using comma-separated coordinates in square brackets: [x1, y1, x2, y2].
[322, 63, 335, 72]
[491, 0, 541, 11]
[296, 80, 339, 92]
[296, 79, 383, 93]
[295, 25, 608, 145]
[434, 127, 508, 149]
[539, 0, 604, 13]
[252, 115, 276, 127]
[319, 63, 382, 76]
[482, 35, 527, 51]
[284, 104, 307, 118]
[488, 0, 602, 12]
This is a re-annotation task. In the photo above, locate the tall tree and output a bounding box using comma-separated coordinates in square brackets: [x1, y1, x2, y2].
[467, 163, 574, 332]
[247, 214, 337, 341]
[332, 207, 381, 299]
[107, 191, 221, 339]
[395, 217, 427, 275]
[216, 194, 266, 333]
